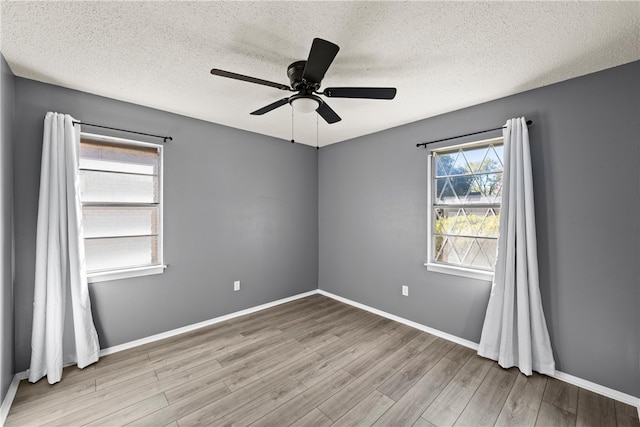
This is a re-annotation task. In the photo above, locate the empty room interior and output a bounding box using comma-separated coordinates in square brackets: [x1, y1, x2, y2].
[1, 1, 639, 426]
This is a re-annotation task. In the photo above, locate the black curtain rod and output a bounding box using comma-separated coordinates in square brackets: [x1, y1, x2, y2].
[72, 121, 172, 143]
[416, 120, 532, 148]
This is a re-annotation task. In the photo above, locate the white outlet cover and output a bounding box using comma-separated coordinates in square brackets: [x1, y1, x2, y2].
[234, 281, 240, 291]
[402, 285, 409, 296]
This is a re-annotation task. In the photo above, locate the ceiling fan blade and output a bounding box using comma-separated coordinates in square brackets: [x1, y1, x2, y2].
[250, 97, 291, 115]
[302, 38, 340, 84]
[316, 102, 342, 124]
[323, 87, 397, 99]
[211, 69, 291, 91]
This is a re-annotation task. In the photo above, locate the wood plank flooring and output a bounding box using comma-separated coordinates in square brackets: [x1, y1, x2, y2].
[6, 295, 639, 426]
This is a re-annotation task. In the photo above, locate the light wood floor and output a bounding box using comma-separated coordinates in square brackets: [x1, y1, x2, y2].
[6, 295, 640, 427]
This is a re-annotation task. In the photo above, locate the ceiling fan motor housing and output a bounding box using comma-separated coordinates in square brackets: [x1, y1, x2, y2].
[287, 60, 318, 91]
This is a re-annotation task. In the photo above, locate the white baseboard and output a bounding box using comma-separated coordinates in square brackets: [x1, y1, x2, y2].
[0, 373, 23, 426]
[100, 289, 318, 357]
[317, 289, 640, 411]
[317, 289, 479, 350]
[553, 370, 640, 409]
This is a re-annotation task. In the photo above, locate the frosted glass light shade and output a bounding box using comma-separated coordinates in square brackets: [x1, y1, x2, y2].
[290, 97, 320, 113]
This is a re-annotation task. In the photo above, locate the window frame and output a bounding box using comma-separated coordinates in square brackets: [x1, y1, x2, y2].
[424, 135, 503, 282]
[79, 132, 166, 283]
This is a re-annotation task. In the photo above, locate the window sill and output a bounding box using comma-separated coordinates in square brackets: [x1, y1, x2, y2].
[425, 263, 493, 282]
[87, 265, 167, 283]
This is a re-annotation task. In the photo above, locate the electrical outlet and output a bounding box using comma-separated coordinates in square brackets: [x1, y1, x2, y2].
[234, 281, 240, 291]
[402, 285, 409, 296]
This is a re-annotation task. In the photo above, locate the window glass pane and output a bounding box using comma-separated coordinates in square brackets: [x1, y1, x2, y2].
[79, 170, 158, 203]
[434, 207, 500, 238]
[434, 236, 495, 271]
[448, 209, 472, 236]
[85, 236, 158, 273]
[449, 151, 471, 176]
[478, 145, 503, 172]
[83, 206, 158, 238]
[434, 152, 457, 177]
[465, 173, 502, 203]
[477, 208, 500, 237]
[434, 208, 446, 234]
[478, 238, 498, 267]
[491, 144, 504, 166]
[435, 237, 462, 265]
[468, 207, 499, 237]
[463, 239, 493, 270]
[434, 235, 445, 260]
[450, 236, 473, 262]
[436, 177, 475, 204]
[80, 139, 158, 175]
[430, 138, 503, 272]
[460, 147, 484, 173]
[436, 208, 474, 236]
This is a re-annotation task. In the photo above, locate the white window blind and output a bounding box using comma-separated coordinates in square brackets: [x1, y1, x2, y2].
[79, 134, 163, 278]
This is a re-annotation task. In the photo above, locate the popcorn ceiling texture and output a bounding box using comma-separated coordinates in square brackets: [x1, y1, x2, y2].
[1, 1, 639, 147]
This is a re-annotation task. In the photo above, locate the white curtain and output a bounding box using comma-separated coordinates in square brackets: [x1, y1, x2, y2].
[29, 112, 100, 384]
[477, 117, 555, 376]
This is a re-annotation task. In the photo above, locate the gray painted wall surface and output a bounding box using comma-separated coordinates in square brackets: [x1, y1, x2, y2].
[13, 78, 318, 372]
[0, 53, 15, 402]
[319, 61, 640, 397]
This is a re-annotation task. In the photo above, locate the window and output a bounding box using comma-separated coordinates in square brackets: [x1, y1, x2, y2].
[79, 133, 165, 282]
[426, 137, 503, 281]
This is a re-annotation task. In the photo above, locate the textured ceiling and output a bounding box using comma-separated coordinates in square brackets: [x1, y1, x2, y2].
[1, 1, 639, 147]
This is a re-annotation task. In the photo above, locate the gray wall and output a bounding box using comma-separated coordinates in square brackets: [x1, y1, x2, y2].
[319, 61, 640, 397]
[13, 78, 318, 372]
[0, 53, 15, 403]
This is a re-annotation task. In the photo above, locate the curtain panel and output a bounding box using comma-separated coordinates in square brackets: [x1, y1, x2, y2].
[29, 112, 100, 384]
[477, 117, 555, 376]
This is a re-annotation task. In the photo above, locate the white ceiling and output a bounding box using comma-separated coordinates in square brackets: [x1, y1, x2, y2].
[1, 1, 639, 147]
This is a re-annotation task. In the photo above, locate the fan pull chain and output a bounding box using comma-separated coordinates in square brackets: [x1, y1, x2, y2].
[316, 114, 319, 150]
[291, 108, 295, 143]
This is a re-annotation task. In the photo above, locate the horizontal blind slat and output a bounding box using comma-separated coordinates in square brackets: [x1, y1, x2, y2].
[79, 170, 158, 203]
[83, 205, 159, 238]
[78, 167, 156, 177]
[80, 139, 158, 175]
[85, 236, 158, 273]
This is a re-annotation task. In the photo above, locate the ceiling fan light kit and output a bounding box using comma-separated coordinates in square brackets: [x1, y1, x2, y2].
[210, 38, 397, 125]
[289, 94, 322, 113]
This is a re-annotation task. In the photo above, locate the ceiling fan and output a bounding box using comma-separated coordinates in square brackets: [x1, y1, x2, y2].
[210, 38, 396, 124]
